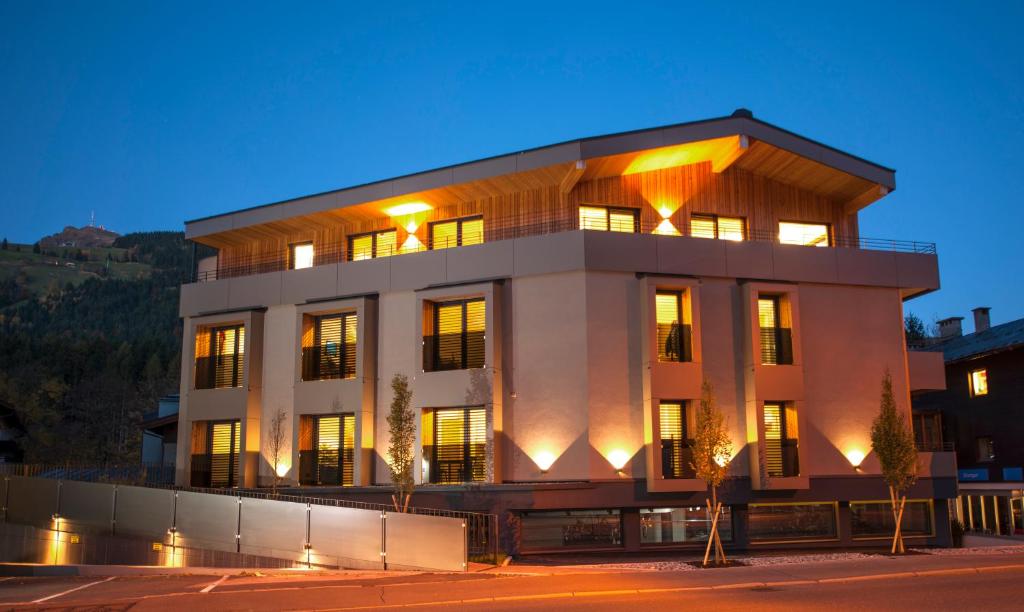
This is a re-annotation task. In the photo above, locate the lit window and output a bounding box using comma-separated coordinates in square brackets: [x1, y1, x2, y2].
[290, 242, 314, 269]
[423, 407, 488, 484]
[424, 298, 485, 371]
[578, 205, 637, 233]
[763, 402, 799, 478]
[659, 401, 693, 479]
[302, 312, 357, 381]
[690, 214, 746, 241]
[758, 296, 792, 365]
[195, 325, 245, 389]
[969, 369, 988, 396]
[349, 230, 397, 261]
[778, 222, 830, 247]
[430, 216, 484, 250]
[656, 291, 691, 362]
[191, 419, 241, 487]
[298, 414, 355, 486]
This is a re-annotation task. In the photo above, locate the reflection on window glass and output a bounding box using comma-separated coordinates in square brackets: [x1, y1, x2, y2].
[850, 501, 932, 538]
[778, 222, 830, 247]
[520, 510, 622, 550]
[748, 503, 837, 541]
[291, 243, 314, 269]
[640, 507, 732, 544]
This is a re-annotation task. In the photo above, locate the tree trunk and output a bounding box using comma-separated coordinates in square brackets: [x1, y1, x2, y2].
[889, 487, 907, 554]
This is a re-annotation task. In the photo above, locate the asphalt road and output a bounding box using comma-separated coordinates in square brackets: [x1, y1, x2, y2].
[0, 558, 1021, 610]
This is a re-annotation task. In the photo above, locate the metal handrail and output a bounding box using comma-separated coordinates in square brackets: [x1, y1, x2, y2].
[193, 211, 937, 282]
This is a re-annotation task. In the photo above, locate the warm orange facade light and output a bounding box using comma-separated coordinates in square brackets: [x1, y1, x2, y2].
[533, 450, 557, 472]
[384, 202, 432, 217]
[845, 448, 866, 470]
[607, 449, 630, 471]
[654, 218, 681, 236]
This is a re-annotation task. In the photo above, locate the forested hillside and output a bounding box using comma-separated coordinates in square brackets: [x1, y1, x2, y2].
[0, 231, 191, 463]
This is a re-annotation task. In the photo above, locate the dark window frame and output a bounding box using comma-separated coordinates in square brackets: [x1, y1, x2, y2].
[579, 204, 640, 232]
[659, 400, 694, 479]
[192, 418, 241, 488]
[976, 435, 995, 463]
[429, 215, 484, 249]
[302, 312, 357, 381]
[425, 406, 488, 485]
[195, 324, 244, 390]
[424, 298, 486, 372]
[299, 413, 356, 486]
[764, 401, 800, 478]
[656, 290, 692, 363]
[758, 295, 793, 365]
[347, 229, 398, 261]
[689, 213, 747, 239]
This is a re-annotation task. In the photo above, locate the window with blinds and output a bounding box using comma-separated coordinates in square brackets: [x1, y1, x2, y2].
[758, 296, 792, 365]
[690, 214, 746, 241]
[656, 291, 692, 362]
[208, 420, 241, 488]
[349, 229, 398, 261]
[423, 407, 487, 484]
[659, 401, 694, 479]
[302, 313, 357, 381]
[430, 216, 484, 250]
[578, 205, 638, 233]
[298, 414, 356, 486]
[424, 298, 485, 371]
[763, 402, 799, 478]
[194, 324, 245, 389]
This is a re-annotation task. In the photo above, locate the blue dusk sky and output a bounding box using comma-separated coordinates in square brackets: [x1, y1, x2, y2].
[1, 2, 1021, 327]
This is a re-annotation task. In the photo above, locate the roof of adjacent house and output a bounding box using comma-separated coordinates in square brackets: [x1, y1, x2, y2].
[932, 317, 1024, 363]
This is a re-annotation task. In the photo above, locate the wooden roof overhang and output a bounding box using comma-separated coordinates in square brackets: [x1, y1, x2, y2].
[187, 112, 895, 249]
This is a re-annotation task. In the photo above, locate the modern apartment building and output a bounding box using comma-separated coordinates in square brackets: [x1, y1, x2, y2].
[912, 309, 1024, 535]
[176, 109, 955, 552]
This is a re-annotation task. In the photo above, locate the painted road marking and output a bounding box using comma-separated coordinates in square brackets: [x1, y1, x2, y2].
[201, 575, 229, 593]
[31, 576, 116, 604]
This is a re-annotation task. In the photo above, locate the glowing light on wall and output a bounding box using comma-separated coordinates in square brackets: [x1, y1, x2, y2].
[533, 450, 557, 472]
[607, 449, 631, 471]
[400, 234, 424, 254]
[384, 202, 432, 217]
[275, 462, 290, 478]
[845, 448, 866, 469]
[654, 219, 681, 236]
[405, 220, 419, 233]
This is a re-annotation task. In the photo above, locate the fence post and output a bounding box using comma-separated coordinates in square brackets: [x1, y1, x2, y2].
[381, 511, 387, 570]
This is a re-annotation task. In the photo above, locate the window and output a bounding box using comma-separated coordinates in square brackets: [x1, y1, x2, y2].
[430, 216, 483, 250]
[298, 414, 355, 486]
[349, 230, 397, 261]
[290, 242, 314, 269]
[977, 436, 995, 462]
[520, 510, 622, 550]
[190, 420, 241, 487]
[690, 214, 746, 241]
[424, 298, 485, 371]
[758, 296, 792, 365]
[194, 324, 245, 389]
[778, 222, 830, 247]
[748, 503, 838, 541]
[850, 501, 933, 538]
[423, 407, 487, 484]
[913, 412, 944, 452]
[640, 507, 732, 545]
[659, 401, 694, 479]
[969, 369, 988, 396]
[578, 205, 638, 233]
[656, 291, 692, 362]
[302, 313, 357, 381]
[763, 402, 799, 478]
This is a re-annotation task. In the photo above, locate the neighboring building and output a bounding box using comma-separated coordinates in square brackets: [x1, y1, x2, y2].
[176, 110, 954, 552]
[0, 402, 25, 463]
[912, 309, 1024, 536]
[141, 394, 179, 467]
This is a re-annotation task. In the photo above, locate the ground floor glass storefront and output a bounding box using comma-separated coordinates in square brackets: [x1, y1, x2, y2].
[519, 510, 622, 551]
[747, 503, 838, 542]
[639, 507, 732, 545]
[850, 500, 934, 538]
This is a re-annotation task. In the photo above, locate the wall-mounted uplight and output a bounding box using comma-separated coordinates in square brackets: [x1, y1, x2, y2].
[534, 450, 556, 473]
[275, 463, 290, 478]
[607, 449, 630, 473]
[845, 449, 866, 472]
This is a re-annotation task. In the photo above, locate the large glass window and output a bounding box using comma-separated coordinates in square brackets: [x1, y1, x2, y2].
[422, 407, 487, 484]
[302, 312, 357, 381]
[850, 501, 933, 538]
[659, 401, 694, 479]
[424, 298, 485, 371]
[190, 420, 241, 488]
[290, 242, 314, 269]
[299, 414, 355, 486]
[758, 296, 793, 365]
[194, 324, 245, 389]
[656, 291, 691, 362]
[520, 510, 622, 551]
[349, 229, 397, 261]
[763, 402, 799, 478]
[690, 214, 746, 241]
[748, 503, 837, 542]
[431, 216, 484, 250]
[640, 507, 732, 545]
[778, 222, 830, 247]
[969, 369, 989, 397]
[579, 205, 638, 233]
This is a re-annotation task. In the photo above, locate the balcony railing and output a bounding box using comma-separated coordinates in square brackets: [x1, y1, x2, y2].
[193, 210, 937, 282]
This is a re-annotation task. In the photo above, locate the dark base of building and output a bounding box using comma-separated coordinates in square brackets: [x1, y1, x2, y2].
[278, 476, 956, 555]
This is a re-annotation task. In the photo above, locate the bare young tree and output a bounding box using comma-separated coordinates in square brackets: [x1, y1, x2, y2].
[870, 368, 918, 554]
[690, 378, 733, 566]
[387, 373, 416, 512]
[265, 406, 289, 492]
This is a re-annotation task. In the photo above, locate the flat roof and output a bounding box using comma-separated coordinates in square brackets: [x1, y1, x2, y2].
[186, 109, 896, 240]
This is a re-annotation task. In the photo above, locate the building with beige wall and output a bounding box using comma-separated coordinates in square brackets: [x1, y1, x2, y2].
[176, 110, 955, 552]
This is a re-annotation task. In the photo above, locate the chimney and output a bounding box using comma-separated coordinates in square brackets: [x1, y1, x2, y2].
[972, 307, 991, 333]
[937, 316, 963, 339]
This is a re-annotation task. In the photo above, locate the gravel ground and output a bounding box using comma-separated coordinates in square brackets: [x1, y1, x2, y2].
[571, 552, 877, 572]
[914, 545, 1024, 556]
